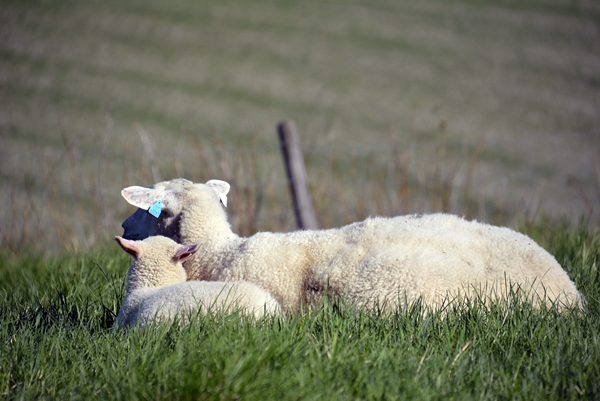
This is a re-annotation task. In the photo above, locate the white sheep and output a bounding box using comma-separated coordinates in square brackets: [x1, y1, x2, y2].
[120, 178, 584, 312]
[113, 235, 281, 329]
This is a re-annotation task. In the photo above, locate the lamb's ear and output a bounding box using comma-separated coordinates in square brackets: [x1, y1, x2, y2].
[121, 186, 179, 216]
[174, 242, 201, 262]
[121, 186, 154, 209]
[114, 236, 144, 258]
[205, 179, 230, 207]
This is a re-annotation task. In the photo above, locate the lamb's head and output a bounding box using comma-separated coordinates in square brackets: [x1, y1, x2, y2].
[120, 178, 230, 241]
[114, 235, 200, 291]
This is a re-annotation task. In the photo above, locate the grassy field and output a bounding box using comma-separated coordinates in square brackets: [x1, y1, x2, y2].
[1, 0, 599, 253]
[1, 224, 599, 399]
[1, 2, 599, 398]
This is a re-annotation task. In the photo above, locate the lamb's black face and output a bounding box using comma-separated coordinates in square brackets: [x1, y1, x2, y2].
[121, 208, 181, 243]
[121, 209, 158, 241]
[120, 179, 189, 242]
[120, 177, 228, 243]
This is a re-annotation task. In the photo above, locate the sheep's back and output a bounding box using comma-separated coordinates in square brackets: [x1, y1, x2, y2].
[136, 281, 280, 327]
[319, 214, 583, 309]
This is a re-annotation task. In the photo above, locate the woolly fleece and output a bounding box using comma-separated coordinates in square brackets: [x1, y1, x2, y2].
[121, 178, 585, 312]
[113, 235, 281, 328]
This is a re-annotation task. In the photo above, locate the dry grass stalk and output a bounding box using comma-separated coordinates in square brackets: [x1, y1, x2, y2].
[1, 124, 576, 255]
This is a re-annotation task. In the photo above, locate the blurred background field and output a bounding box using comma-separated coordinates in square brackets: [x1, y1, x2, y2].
[1, 0, 599, 254]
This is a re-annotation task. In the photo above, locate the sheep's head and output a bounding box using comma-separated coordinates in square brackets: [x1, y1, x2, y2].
[114, 235, 200, 290]
[120, 178, 230, 241]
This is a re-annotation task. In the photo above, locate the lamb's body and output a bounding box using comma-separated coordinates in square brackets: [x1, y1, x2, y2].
[121, 178, 584, 312]
[113, 235, 280, 329]
[116, 280, 281, 328]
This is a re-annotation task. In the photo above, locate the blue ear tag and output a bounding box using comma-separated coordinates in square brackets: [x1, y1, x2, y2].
[148, 200, 162, 218]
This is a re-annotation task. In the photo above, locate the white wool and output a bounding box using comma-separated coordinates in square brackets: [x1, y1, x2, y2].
[121, 178, 585, 312]
[116, 281, 281, 328]
[113, 235, 280, 329]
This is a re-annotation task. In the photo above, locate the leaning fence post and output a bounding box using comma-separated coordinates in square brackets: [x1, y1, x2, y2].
[278, 120, 319, 230]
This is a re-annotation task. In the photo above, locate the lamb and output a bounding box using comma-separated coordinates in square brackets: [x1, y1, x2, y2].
[120, 178, 585, 312]
[113, 235, 281, 329]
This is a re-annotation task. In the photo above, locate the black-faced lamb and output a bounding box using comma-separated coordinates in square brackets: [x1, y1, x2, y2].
[120, 178, 584, 312]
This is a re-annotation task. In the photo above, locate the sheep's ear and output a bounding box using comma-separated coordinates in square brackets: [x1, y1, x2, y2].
[121, 186, 179, 216]
[114, 236, 144, 258]
[205, 179, 230, 207]
[174, 242, 200, 262]
[121, 186, 155, 209]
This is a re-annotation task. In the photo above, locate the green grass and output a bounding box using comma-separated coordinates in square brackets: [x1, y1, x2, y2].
[1, 2, 598, 397]
[1, 225, 598, 400]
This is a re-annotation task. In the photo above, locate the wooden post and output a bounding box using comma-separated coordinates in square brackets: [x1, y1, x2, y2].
[278, 120, 319, 230]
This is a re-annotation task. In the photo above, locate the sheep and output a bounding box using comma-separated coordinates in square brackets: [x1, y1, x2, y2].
[113, 235, 281, 329]
[120, 178, 585, 312]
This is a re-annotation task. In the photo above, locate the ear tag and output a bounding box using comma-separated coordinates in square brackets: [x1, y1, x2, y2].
[148, 200, 163, 218]
[219, 192, 228, 208]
